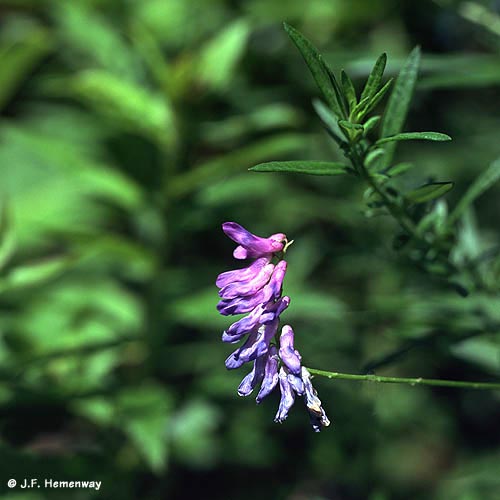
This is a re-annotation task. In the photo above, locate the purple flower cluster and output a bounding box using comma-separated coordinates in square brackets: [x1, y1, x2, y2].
[216, 222, 330, 432]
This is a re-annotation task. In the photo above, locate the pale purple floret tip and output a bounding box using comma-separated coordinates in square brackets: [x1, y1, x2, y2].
[216, 222, 330, 432]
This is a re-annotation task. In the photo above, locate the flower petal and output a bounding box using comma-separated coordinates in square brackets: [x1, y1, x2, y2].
[279, 325, 302, 375]
[223, 304, 266, 342]
[218, 263, 275, 299]
[256, 345, 279, 403]
[225, 327, 262, 369]
[259, 296, 291, 324]
[274, 367, 296, 423]
[216, 257, 270, 289]
[301, 367, 331, 432]
[237, 354, 267, 396]
[287, 372, 304, 395]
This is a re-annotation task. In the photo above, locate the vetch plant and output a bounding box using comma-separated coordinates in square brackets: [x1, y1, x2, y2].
[216, 24, 500, 430]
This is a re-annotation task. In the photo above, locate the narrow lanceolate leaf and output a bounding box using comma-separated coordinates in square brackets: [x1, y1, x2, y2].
[376, 131, 451, 145]
[363, 115, 381, 135]
[449, 156, 500, 223]
[386, 162, 413, 177]
[355, 78, 393, 120]
[313, 99, 347, 143]
[360, 53, 387, 101]
[405, 182, 454, 204]
[341, 70, 357, 112]
[379, 47, 421, 167]
[284, 23, 346, 118]
[249, 161, 352, 176]
[364, 148, 385, 168]
[324, 60, 349, 119]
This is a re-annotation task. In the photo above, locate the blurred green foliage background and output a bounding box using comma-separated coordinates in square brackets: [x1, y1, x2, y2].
[0, 0, 499, 499]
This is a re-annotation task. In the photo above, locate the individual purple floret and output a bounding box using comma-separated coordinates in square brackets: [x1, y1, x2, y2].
[301, 366, 331, 432]
[279, 325, 302, 375]
[222, 222, 286, 259]
[216, 221, 330, 432]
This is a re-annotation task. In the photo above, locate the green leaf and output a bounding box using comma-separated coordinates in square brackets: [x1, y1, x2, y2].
[249, 160, 352, 176]
[360, 53, 387, 101]
[54, 3, 140, 80]
[0, 256, 72, 293]
[168, 133, 310, 197]
[417, 199, 448, 235]
[323, 59, 349, 119]
[405, 182, 454, 204]
[363, 115, 381, 135]
[284, 23, 346, 118]
[198, 19, 250, 91]
[117, 385, 172, 472]
[66, 70, 176, 148]
[312, 99, 346, 143]
[341, 70, 357, 112]
[379, 47, 421, 167]
[364, 149, 385, 168]
[354, 78, 393, 120]
[0, 26, 52, 111]
[449, 156, 500, 224]
[386, 162, 414, 177]
[376, 131, 451, 145]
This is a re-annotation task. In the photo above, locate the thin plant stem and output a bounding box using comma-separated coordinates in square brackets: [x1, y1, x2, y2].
[307, 367, 500, 390]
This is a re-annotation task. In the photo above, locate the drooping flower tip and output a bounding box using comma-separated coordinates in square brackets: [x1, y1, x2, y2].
[222, 222, 287, 259]
[302, 367, 331, 432]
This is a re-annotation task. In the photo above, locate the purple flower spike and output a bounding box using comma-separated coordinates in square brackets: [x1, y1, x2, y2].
[279, 325, 302, 375]
[301, 367, 331, 432]
[222, 222, 286, 260]
[237, 353, 268, 396]
[256, 345, 279, 403]
[274, 367, 296, 423]
[216, 221, 330, 431]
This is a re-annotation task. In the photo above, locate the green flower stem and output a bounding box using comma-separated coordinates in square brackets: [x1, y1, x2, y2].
[307, 367, 500, 390]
